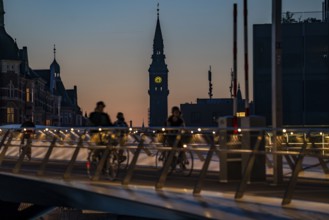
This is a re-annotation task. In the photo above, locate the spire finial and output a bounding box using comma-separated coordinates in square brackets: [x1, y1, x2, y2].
[53, 44, 56, 59]
[157, 3, 159, 17]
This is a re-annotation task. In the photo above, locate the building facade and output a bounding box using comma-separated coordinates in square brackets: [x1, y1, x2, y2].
[148, 7, 169, 127]
[253, 5, 329, 126]
[0, 1, 82, 126]
[181, 87, 249, 127]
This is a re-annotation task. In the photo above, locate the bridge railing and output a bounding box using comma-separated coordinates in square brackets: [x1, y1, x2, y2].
[0, 126, 328, 205]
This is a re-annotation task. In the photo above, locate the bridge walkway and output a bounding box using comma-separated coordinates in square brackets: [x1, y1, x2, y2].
[0, 127, 329, 219]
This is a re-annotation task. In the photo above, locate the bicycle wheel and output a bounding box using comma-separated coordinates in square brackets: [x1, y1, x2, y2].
[118, 149, 130, 170]
[177, 150, 194, 176]
[105, 151, 119, 180]
[156, 150, 176, 175]
[155, 150, 166, 169]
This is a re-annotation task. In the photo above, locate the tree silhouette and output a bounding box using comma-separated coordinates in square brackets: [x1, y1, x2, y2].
[282, 11, 297, 23]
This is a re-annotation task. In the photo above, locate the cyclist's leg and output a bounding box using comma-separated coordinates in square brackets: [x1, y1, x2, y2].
[106, 150, 119, 180]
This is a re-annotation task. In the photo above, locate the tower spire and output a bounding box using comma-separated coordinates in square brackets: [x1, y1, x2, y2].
[150, 3, 165, 68]
[50, 44, 60, 77]
[53, 44, 56, 59]
[0, 0, 5, 28]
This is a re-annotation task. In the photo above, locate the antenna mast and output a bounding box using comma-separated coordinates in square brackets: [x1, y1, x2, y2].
[208, 66, 213, 99]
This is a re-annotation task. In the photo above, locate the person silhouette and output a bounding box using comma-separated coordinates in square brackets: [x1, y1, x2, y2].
[20, 118, 35, 160]
[89, 101, 112, 127]
[88, 101, 113, 167]
[113, 112, 128, 163]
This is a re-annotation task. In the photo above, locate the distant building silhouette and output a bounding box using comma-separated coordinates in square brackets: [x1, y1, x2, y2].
[148, 5, 169, 127]
[0, 0, 82, 126]
[253, 3, 329, 126]
[181, 86, 252, 127]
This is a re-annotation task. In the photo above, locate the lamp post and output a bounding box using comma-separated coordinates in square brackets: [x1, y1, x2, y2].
[272, 0, 283, 185]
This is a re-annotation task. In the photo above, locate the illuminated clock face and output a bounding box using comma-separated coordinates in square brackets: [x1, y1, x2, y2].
[154, 76, 162, 84]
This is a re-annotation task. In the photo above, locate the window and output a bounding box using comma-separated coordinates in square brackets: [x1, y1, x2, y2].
[9, 81, 14, 98]
[237, 112, 246, 117]
[7, 107, 14, 123]
[46, 120, 51, 126]
[26, 88, 30, 102]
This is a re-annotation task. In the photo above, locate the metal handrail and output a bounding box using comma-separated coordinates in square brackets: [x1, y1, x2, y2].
[0, 126, 329, 206]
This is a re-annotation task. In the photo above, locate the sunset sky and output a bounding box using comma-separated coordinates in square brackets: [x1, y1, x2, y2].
[4, 0, 323, 126]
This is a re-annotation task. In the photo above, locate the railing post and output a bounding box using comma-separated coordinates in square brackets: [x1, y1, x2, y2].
[63, 132, 85, 179]
[0, 130, 10, 151]
[37, 134, 58, 176]
[122, 134, 144, 186]
[193, 133, 216, 195]
[282, 131, 310, 205]
[13, 133, 32, 174]
[155, 134, 181, 190]
[0, 131, 15, 166]
[235, 130, 264, 199]
[91, 146, 110, 181]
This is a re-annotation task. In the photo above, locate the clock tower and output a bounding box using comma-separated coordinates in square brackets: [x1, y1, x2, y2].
[148, 5, 169, 127]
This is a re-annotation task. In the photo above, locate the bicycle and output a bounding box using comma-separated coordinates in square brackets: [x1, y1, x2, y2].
[86, 131, 130, 180]
[155, 146, 194, 176]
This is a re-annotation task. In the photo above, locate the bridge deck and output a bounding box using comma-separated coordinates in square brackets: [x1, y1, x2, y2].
[1, 127, 329, 219]
[0, 158, 329, 219]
